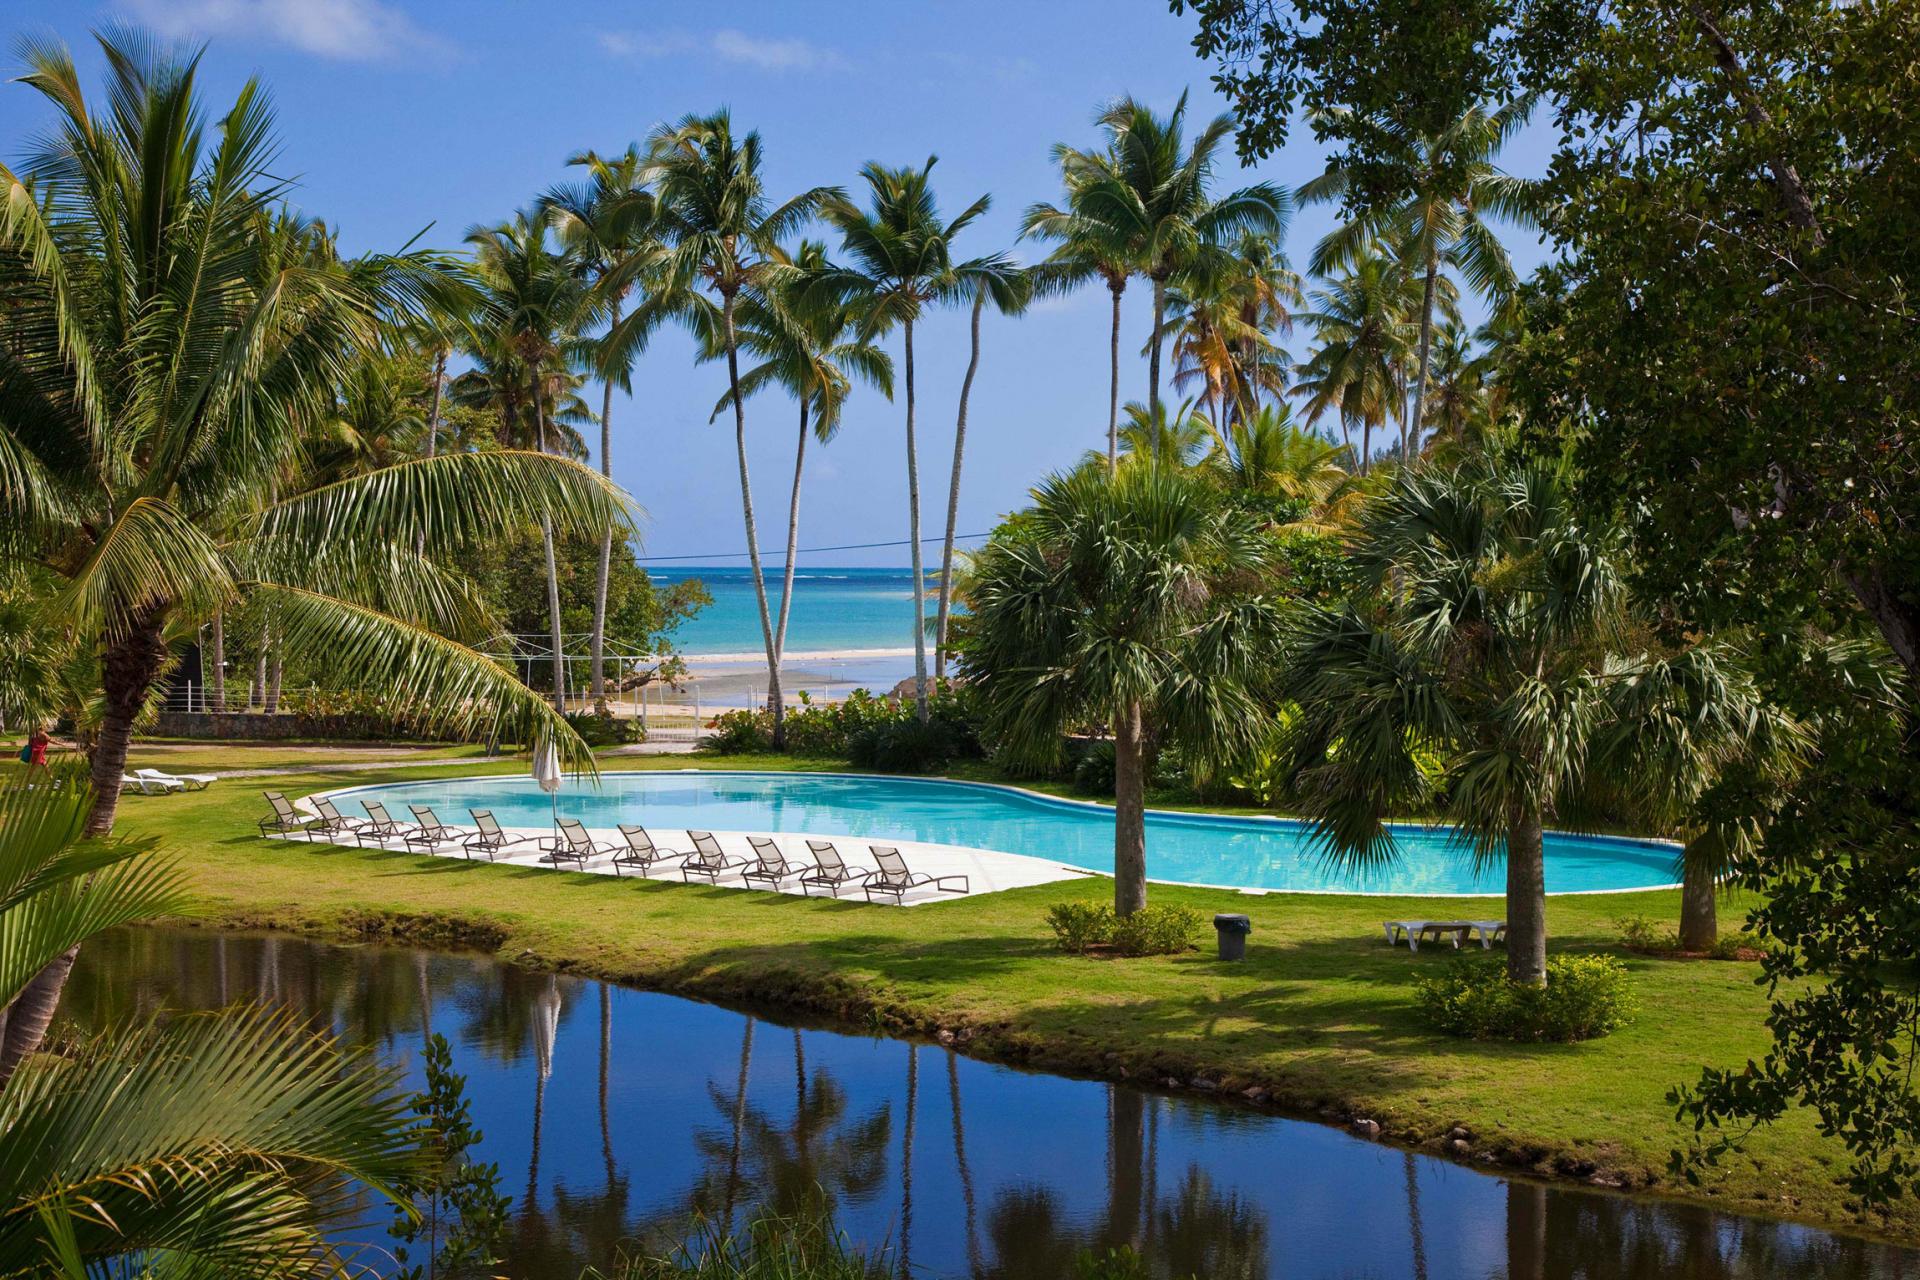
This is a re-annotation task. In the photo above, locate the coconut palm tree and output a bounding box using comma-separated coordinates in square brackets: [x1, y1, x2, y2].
[543, 146, 669, 711]
[1164, 232, 1301, 427]
[1105, 399, 1220, 471]
[935, 263, 1031, 681]
[638, 111, 834, 730]
[707, 240, 895, 744]
[1301, 99, 1537, 451]
[0, 34, 623, 843]
[1063, 93, 1290, 417]
[816, 158, 1015, 721]
[0, 771, 421, 1274]
[1279, 457, 1772, 984]
[467, 208, 594, 714]
[1213, 404, 1356, 522]
[1293, 246, 1440, 470]
[962, 464, 1283, 914]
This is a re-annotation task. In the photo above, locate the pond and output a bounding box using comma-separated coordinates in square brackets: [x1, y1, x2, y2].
[60, 928, 1917, 1279]
[329, 771, 1681, 895]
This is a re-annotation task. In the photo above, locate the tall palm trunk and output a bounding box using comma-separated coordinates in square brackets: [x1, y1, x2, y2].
[590, 301, 621, 713]
[935, 293, 985, 680]
[264, 647, 283, 715]
[1106, 280, 1124, 466]
[1506, 804, 1548, 985]
[773, 401, 809, 683]
[209, 610, 225, 710]
[419, 347, 445, 558]
[535, 392, 566, 715]
[725, 293, 785, 740]
[903, 317, 931, 722]
[252, 634, 267, 709]
[1113, 698, 1147, 916]
[1147, 276, 1167, 416]
[1409, 254, 1439, 455]
[1679, 841, 1718, 952]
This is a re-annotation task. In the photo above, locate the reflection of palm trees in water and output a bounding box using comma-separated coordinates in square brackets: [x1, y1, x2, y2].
[724, 1016, 755, 1235]
[515, 973, 565, 1263]
[899, 1043, 917, 1279]
[947, 1048, 983, 1277]
[1405, 1152, 1429, 1280]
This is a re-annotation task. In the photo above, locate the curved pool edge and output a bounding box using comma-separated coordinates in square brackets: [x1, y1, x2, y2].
[310, 769, 1685, 898]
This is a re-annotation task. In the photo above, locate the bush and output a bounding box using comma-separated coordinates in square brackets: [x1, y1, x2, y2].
[1415, 954, 1637, 1042]
[1073, 741, 1116, 795]
[566, 708, 643, 747]
[1110, 904, 1205, 956]
[705, 709, 770, 754]
[846, 718, 965, 773]
[703, 685, 981, 767]
[1047, 901, 1115, 953]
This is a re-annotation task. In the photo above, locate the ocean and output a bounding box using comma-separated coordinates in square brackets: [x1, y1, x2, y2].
[646, 566, 934, 704]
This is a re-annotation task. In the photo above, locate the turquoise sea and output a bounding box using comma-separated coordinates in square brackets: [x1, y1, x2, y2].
[649, 565, 930, 658]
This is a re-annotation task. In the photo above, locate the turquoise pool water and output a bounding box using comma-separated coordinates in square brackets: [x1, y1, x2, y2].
[331, 771, 1679, 896]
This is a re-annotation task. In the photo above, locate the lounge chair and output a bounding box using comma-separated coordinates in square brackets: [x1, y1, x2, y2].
[307, 796, 367, 842]
[1465, 920, 1506, 948]
[611, 824, 685, 877]
[1383, 920, 1475, 952]
[355, 801, 416, 849]
[462, 810, 539, 862]
[257, 791, 315, 838]
[799, 839, 870, 899]
[742, 836, 802, 890]
[403, 805, 470, 853]
[136, 767, 215, 792]
[123, 773, 184, 795]
[864, 845, 968, 904]
[680, 830, 749, 884]
[541, 817, 615, 868]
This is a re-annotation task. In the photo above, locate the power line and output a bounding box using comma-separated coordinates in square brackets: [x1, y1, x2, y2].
[635, 532, 992, 563]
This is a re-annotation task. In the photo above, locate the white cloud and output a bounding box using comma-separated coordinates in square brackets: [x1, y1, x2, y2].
[598, 27, 846, 73]
[122, 0, 446, 62]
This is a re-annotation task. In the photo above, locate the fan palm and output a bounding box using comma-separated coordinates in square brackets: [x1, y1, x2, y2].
[1280, 458, 1770, 984]
[961, 464, 1283, 914]
[1301, 99, 1537, 451]
[0, 770, 423, 1275]
[1063, 93, 1290, 417]
[708, 240, 895, 741]
[467, 208, 596, 713]
[543, 145, 668, 710]
[1293, 246, 1439, 470]
[0, 34, 625, 842]
[637, 111, 834, 730]
[817, 158, 1017, 721]
[935, 263, 1032, 681]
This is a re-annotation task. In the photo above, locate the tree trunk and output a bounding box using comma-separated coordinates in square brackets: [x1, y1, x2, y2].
[903, 318, 930, 722]
[1360, 417, 1373, 476]
[1147, 276, 1167, 418]
[0, 947, 77, 1090]
[253, 635, 267, 710]
[1107, 281, 1124, 466]
[1113, 699, 1147, 916]
[935, 293, 985, 680]
[1409, 254, 1438, 457]
[264, 647, 283, 715]
[725, 293, 784, 734]
[535, 392, 567, 716]
[769, 399, 810, 751]
[1505, 805, 1548, 985]
[419, 347, 445, 558]
[1679, 854, 1718, 952]
[209, 610, 226, 710]
[591, 301, 621, 713]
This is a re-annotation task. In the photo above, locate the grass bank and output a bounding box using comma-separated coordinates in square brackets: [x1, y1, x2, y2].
[91, 746, 1910, 1246]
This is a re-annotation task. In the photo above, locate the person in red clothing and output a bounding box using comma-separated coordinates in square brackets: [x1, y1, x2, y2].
[26, 725, 50, 767]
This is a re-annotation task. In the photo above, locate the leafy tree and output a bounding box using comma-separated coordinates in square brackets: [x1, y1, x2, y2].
[961, 464, 1282, 914]
[817, 158, 1018, 722]
[391, 1033, 512, 1280]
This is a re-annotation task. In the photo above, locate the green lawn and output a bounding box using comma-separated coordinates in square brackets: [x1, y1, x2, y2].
[85, 747, 1912, 1246]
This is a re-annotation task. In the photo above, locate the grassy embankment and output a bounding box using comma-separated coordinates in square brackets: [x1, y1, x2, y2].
[71, 742, 1910, 1245]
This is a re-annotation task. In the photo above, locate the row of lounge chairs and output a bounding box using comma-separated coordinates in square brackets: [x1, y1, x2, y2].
[1382, 919, 1507, 951]
[257, 793, 968, 905]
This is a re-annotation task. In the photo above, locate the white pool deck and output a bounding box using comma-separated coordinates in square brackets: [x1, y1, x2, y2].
[282, 803, 1098, 905]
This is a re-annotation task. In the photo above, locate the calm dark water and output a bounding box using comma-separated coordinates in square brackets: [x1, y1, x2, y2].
[60, 928, 1919, 1279]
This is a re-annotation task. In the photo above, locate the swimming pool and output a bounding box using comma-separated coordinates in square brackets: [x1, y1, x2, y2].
[328, 770, 1680, 896]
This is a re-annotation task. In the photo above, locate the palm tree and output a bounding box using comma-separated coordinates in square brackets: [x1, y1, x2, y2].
[708, 239, 894, 744]
[1279, 457, 1772, 983]
[935, 264, 1031, 681]
[467, 208, 592, 714]
[1293, 246, 1439, 470]
[1164, 232, 1301, 427]
[543, 146, 668, 711]
[1106, 399, 1220, 471]
[0, 34, 621, 843]
[817, 158, 1013, 721]
[962, 464, 1283, 914]
[1213, 404, 1356, 523]
[1301, 99, 1536, 451]
[640, 112, 834, 731]
[0, 772, 421, 1273]
[1063, 93, 1290, 417]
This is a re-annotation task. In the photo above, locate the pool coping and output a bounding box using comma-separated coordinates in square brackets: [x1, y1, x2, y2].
[311, 768, 1685, 899]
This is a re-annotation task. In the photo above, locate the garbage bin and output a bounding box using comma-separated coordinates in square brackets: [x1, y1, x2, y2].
[1213, 913, 1252, 961]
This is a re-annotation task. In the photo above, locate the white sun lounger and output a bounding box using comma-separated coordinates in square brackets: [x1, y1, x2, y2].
[136, 767, 215, 791]
[122, 773, 183, 795]
[1383, 920, 1507, 952]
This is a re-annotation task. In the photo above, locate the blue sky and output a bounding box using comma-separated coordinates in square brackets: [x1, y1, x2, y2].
[1, 0, 1554, 567]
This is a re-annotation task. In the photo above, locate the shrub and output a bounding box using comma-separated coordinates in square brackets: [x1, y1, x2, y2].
[846, 718, 963, 773]
[1073, 741, 1116, 796]
[1047, 901, 1115, 953]
[1415, 955, 1637, 1042]
[705, 709, 770, 754]
[566, 708, 643, 746]
[1110, 904, 1204, 956]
